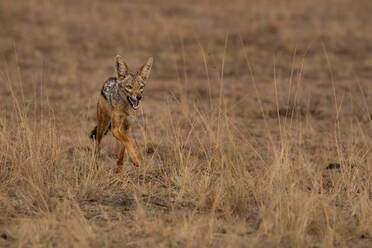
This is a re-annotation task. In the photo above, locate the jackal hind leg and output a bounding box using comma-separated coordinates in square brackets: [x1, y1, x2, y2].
[95, 95, 111, 155]
[95, 120, 110, 155]
[115, 140, 121, 157]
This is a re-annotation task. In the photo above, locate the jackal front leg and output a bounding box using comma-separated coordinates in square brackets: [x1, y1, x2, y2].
[115, 140, 126, 173]
[111, 112, 139, 168]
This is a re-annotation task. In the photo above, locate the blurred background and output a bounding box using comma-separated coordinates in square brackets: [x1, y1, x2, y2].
[1, 0, 372, 82]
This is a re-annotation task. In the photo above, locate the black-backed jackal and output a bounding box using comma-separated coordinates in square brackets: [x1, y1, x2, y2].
[90, 55, 153, 173]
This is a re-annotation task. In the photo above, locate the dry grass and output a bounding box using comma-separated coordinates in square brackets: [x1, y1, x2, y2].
[1, 0, 372, 247]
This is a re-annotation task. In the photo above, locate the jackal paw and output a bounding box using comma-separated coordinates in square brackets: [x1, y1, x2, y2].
[131, 159, 139, 167]
[129, 155, 139, 167]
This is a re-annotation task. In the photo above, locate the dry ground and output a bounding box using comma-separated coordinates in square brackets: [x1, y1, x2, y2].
[0, 0, 372, 247]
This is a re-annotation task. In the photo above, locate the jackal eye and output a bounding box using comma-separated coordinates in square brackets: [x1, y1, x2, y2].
[125, 85, 133, 90]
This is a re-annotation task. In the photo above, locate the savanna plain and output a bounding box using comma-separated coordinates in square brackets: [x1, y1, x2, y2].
[0, 0, 372, 247]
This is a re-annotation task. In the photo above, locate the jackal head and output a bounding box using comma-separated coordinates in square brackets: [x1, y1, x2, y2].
[115, 55, 153, 110]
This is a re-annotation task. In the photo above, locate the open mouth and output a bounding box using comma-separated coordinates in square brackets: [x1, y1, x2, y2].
[127, 96, 140, 110]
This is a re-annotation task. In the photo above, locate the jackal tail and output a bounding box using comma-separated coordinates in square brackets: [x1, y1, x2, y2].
[89, 123, 111, 140]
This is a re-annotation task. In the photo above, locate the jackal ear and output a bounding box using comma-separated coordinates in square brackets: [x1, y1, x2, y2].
[115, 55, 129, 81]
[137, 57, 153, 81]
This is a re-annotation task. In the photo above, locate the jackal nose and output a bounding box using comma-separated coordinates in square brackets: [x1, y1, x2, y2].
[136, 95, 142, 101]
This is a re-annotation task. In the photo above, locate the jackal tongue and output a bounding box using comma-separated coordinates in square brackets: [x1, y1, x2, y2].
[132, 99, 138, 107]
